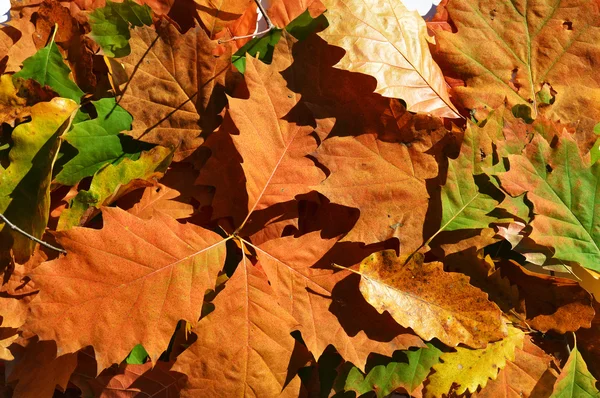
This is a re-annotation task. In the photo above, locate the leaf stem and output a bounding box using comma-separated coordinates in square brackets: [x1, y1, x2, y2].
[0, 213, 66, 254]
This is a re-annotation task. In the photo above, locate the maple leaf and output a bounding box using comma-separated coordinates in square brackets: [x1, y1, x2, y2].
[129, 183, 195, 220]
[5, 338, 78, 398]
[254, 233, 425, 370]
[550, 344, 600, 398]
[319, 0, 460, 118]
[25, 208, 228, 371]
[267, 0, 326, 28]
[433, 0, 600, 125]
[342, 343, 442, 398]
[196, 0, 253, 36]
[53, 98, 139, 186]
[118, 21, 230, 161]
[13, 37, 84, 103]
[198, 35, 325, 230]
[173, 251, 304, 397]
[313, 132, 437, 250]
[0, 97, 77, 258]
[498, 134, 600, 272]
[90, 361, 184, 396]
[58, 146, 172, 230]
[425, 327, 525, 398]
[88, 0, 153, 58]
[357, 250, 508, 348]
[475, 335, 556, 398]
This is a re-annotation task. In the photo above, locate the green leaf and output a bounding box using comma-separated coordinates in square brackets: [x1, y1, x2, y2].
[126, 344, 149, 365]
[58, 146, 173, 230]
[13, 41, 84, 103]
[0, 98, 78, 258]
[89, 0, 153, 58]
[498, 134, 600, 272]
[232, 9, 327, 73]
[343, 344, 442, 398]
[550, 345, 600, 398]
[53, 98, 144, 186]
[440, 120, 503, 232]
[590, 123, 600, 164]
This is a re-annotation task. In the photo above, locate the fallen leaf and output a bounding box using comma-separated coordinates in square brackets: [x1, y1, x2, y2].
[25, 208, 228, 371]
[319, 0, 460, 118]
[425, 327, 525, 398]
[358, 250, 508, 348]
[550, 344, 600, 398]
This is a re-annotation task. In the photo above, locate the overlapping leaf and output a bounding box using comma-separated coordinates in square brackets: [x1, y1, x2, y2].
[319, 0, 460, 118]
[25, 208, 227, 371]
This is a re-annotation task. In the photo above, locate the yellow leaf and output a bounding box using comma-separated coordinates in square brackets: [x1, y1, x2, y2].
[319, 0, 460, 118]
[425, 327, 526, 398]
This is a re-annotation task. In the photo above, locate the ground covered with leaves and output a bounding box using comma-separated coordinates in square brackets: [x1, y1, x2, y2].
[1, 0, 600, 396]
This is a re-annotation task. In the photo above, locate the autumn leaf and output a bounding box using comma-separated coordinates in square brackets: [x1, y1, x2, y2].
[475, 335, 556, 398]
[57, 146, 172, 230]
[0, 97, 77, 258]
[88, 0, 153, 58]
[550, 344, 600, 398]
[129, 183, 195, 220]
[425, 327, 525, 398]
[342, 343, 442, 398]
[173, 251, 303, 397]
[118, 22, 230, 160]
[357, 250, 507, 348]
[12, 38, 84, 103]
[196, 0, 253, 36]
[53, 97, 138, 186]
[255, 233, 425, 370]
[498, 134, 600, 272]
[0, 74, 27, 126]
[6, 338, 78, 398]
[25, 208, 227, 371]
[433, 0, 600, 125]
[319, 0, 460, 118]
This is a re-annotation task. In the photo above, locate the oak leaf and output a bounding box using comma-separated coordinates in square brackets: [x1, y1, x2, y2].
[0, 74, 27, 126]
[25, 208, 227, 371]
[425, 327, 525, 398]
[319, 0, 460, 118]
[173, 252, 303, 397]
[358, 250, 508, 348]
[119, 22, 230, 160]
[433, 0, 600, 124]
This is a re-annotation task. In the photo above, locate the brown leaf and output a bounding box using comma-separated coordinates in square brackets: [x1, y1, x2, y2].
[93, 361, 184, 397]
[197, 36, 325, 229]
[25, 208, 227, 371]
[32, 0, 79, 49]
[255, 233, 424, 369]
[119, 22, 230, 161]
[358, 250, 508, 348]
[4, 17, 37, 73]
[173, 253, 303, 397]
[5, 338, 77, 398]
[313, 132, 437, 250]
[474, 335, 556, 398]
[499, 260, 595, 334]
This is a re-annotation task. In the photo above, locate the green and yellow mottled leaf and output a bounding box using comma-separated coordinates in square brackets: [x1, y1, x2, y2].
[58, 146, 172, 230]
[0, 97, 77, 258]
[550, 345, 600, 398]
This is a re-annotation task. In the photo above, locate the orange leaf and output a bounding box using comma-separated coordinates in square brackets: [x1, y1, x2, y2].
[173, 252, 304, 397]
[25, 208, 227, 371]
